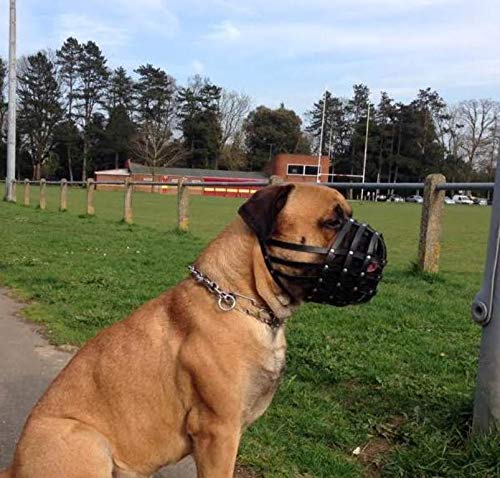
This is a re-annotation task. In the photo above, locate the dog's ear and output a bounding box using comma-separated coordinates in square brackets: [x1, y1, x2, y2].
[238, 184, 294, 240]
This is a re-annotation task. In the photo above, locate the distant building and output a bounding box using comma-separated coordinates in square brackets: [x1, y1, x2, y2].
[269, 153, 331, 183]
[94, 154, 331, 197]
[95, 162, 267, 198]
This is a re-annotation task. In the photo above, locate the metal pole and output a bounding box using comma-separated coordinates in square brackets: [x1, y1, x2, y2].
[327, 124, 334, 181]
[472, 161, 500, 432]
[4, 0, 16, 202]
[361, 103, 370, 200]
[317, 89, 327, 183]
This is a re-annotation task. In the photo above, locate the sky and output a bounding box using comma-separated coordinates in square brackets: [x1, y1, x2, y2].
[1, 0, 499, 116]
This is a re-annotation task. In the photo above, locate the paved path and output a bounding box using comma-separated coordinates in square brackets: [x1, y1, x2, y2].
[0, 289, 196, 477]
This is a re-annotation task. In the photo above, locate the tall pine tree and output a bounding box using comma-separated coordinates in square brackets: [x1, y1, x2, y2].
[56, 37, 83, 180]
[18, 52, 63, 179]
[132, 64, 182, 175]
[107, 66, 135, 115]
[178, 76, 222, 169]
[75, 41, 109, 181]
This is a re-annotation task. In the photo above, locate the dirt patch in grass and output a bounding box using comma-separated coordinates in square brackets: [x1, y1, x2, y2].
[357, 416, 406, 477]
[235, 464, 263, 478]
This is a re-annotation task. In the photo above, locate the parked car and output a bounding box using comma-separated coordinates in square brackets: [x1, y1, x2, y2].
[387, 194, 404, 203]
[452, 194, 474, 205]
[406, 195, 423, 203]
[472, 197, 488, 206]
[444, 196, 455, 204]
[376, 194, 387, 202]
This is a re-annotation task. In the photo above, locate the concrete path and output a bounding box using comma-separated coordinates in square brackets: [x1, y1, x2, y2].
[0, 289, 196, 477]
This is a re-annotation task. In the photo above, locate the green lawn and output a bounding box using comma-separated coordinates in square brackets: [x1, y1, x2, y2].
[0, 187, 498, 477]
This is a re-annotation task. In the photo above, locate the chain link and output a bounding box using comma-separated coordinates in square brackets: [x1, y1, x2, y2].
[188, 265, 282, 328]
[188, 265, 237, 310]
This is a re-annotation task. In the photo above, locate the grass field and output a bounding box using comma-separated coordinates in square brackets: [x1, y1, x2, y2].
[1, 186, 499, 477]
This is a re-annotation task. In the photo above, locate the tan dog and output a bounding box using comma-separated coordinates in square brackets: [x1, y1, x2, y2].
[1, 183, 352, 478]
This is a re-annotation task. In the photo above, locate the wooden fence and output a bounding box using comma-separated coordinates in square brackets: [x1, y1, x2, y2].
[2, 175, 494, 273]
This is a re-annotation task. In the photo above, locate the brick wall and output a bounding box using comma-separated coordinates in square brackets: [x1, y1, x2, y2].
[272, 154, 330, 183]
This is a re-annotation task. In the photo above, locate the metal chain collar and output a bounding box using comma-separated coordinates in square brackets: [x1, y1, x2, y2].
[188, 265, 282, 328]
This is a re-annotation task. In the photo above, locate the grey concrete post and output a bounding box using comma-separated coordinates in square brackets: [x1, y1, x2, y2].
[418, 174, 446, 273]
[177, 178, 189, 232]
[123, 180, 133, 224]
[59, 179, 68, 212]
[86, 178, 95, 216]
[472, 164, 500, 432]
[270, 175, 284, 185]
[23, 179, 30, 206]
[10, 179, 16, 203]
[39, 179, 47, 210]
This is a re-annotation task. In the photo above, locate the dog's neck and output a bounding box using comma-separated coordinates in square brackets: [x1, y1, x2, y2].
[194, 218, 297, 321]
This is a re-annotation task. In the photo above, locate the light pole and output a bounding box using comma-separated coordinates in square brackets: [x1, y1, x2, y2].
[4, 0, 17, 202]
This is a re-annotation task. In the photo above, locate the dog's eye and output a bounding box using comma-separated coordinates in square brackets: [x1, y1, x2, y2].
[322, 219, 342, 230]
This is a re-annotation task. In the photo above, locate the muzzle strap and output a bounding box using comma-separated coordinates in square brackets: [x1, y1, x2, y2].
[258, 218, 387, 307]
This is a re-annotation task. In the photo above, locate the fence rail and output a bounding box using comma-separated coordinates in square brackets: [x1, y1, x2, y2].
[1, 175, 495, 272]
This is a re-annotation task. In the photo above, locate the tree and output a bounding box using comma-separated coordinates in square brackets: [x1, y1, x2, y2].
[133, 64, 183, 175]
[57, 38, 82, 120]
[107, 66, 135, 115]
[373, 91, 397, 182]
[306, 90, 334, 156]
[17, 52, 63, 180]
[346, 84, 371, 176]
[56, 38, 83, 181]
[244, 104, 304, 171]
[86, 112, 108, 171]
[105, 105, 136, 169]
[53, 119, 81, 180]
[218, 89, 251, 155]
[306, 91, 350, 166]
[178, 76, 222, 169]
[411, 88, 447, 159]
[75, 41, 109, 181]
[458, 99, 499, 170]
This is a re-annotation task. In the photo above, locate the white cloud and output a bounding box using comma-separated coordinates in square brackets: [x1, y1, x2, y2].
[106, 0, 180, 36]
[191, 59, 205, 74]
[207, 21, 241, 42]
[56, 14, 130, 48]
[202, 15, 500, 72]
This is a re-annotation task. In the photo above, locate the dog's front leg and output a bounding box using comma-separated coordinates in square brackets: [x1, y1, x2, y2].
[188, 409, 240, 478]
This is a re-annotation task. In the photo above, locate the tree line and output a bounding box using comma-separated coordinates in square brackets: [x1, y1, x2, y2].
[0, 37, 498, 182]
[306, 86, 499, 183]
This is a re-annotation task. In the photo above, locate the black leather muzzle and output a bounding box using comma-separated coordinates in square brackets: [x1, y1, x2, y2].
[260, 218, 387, 307]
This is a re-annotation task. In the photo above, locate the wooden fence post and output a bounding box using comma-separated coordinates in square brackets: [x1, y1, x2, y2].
[418, 174, 446, 273]
[177, 177, 189, 232]
[59, 179, 68, 212]
[123, 179, 133, 224]
[39, 179, 47, 210]
[86, 178, 95, 216]
[23, 179, 30, 206]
